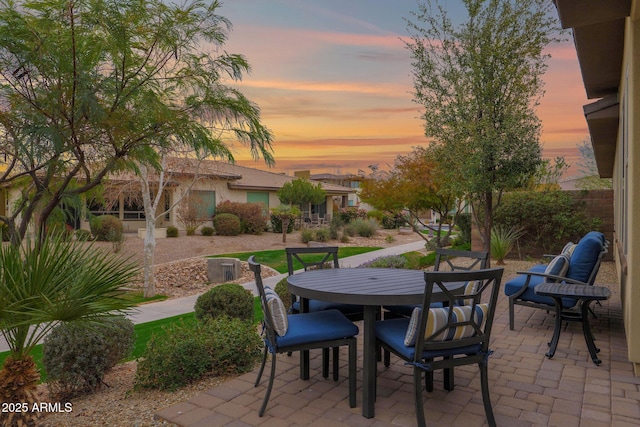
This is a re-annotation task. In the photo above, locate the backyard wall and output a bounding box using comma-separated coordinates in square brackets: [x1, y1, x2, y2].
[472, 189, 614, 260]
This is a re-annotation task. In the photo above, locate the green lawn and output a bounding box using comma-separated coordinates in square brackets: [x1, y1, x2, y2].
[210, 246, 382, 273]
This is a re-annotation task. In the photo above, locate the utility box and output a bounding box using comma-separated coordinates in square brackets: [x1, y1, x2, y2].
[207, 258, 241, 283]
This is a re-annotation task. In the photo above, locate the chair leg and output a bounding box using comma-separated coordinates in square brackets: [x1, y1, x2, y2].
[384, 349, 390, 367]
[413, 367, 427, 427]
[255, 345, 268, 387]
[333, 347, 339, 381]
[322, 348, 329, 378]
[349, 338, 356, 408]
[258, 351, 278, 417]
[508, 298, 515, 330]
[479, 362, 496, 427]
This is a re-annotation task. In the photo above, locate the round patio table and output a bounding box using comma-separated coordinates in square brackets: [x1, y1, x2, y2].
[287, 267, 466, 419]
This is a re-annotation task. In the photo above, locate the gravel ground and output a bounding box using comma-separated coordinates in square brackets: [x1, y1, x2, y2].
[35, 230, 619, 427]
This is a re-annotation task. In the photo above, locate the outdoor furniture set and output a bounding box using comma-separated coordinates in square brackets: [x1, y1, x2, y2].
[249, 232, 610, 426]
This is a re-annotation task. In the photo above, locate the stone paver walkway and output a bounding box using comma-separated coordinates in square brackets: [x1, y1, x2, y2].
[156, 271, 640, 426]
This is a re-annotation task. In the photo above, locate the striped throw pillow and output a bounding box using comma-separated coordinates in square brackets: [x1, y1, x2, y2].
[404, 304, 488, 347]
[264, 286, 288, 336]
[544, 254, 570, 277]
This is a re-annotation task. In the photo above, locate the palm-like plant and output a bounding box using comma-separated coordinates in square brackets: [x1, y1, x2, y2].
[0, 236, 139, 426]
[490, 225, 525, 265]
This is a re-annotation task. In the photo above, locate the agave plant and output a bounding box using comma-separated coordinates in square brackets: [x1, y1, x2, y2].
[0, 235, 139, 427]
[490, 225, 525, 265]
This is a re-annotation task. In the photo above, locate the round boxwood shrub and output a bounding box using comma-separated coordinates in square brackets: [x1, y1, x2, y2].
[166, 225, 179, 237]
[194, 283, 254, 322]
[43, 316, 135, 398]
[201, 226, 214, 236]
[89, 215, 123, 242]
[212, 213, 241, 236]
[206, 316, 262, 376]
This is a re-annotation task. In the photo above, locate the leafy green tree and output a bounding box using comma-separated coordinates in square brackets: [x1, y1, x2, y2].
[0, 237, 138, 426]
[0, 0, 273, 244]
[406, 0, 559, 257]
[277, 178, 326, 222]
[576, 139, 613, 190]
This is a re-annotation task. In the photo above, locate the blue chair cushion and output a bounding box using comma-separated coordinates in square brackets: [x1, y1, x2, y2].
[504, 264, 577, 308]
[270, 309, 359, 349]
[292, 299, 363, 316]
[376, 318, 482, 360]
[566, 232, 605, 283]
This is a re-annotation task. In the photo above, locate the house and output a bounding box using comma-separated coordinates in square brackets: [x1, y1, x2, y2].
[554, 0, 640, 373]
[84, 159, 354, 233]
[308, 171, 372, 210]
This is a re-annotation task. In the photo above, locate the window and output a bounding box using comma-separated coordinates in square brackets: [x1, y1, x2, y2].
[190, 190, 216, 219]
[247, 192, 269, 215]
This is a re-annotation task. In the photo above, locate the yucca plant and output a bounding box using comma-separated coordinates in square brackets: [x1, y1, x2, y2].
[0, 235, 139, 427]
[490, 225, 525, 265]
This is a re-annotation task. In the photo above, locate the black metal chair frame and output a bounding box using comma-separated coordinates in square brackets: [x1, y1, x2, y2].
[376, 268, 503, 427]
[507, 240, 609, 330]
[249, 256, 357, 416]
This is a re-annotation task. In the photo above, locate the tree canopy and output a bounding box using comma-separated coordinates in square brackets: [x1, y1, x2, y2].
[405, 0, 559, 254]
[0, 0, 273, 243]
[277, 178, 326, 207]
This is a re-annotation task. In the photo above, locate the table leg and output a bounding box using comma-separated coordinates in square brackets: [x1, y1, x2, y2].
[300, 298, 310, 380]
[546, 298, 563, 359]
[580, 299, 602, 365]
[362, 305, 377, 419]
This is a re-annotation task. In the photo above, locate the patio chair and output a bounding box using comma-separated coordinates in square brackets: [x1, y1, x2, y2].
[248, 256, 358, 417]
[504, 231, 609, 330]
[375, 268, 504, 427]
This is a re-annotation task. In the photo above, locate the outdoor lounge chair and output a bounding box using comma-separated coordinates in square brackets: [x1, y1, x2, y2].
[504, 231, 609, 330]
[248, 256, 359, 417]
[375, 268, 504, 427]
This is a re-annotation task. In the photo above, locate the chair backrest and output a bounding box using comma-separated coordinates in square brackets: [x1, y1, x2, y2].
[412, 268, 503, 358]
[566, 231, 609, 285]
[433, 248, 489, 272]
[286, 246, 340, 276]
[248, 256, 279, 346]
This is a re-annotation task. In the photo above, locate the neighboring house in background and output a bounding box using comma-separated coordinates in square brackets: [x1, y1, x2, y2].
[83, 159, 354, 233]
[554, 0, 640, 373]
[307, 171, 374, 211]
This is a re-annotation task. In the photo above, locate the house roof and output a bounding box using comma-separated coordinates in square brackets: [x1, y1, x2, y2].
[109, 158, 354, 195]
[553, 0, 633, 178]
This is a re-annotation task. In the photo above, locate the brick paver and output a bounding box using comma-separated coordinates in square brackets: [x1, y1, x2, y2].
[156, 281, 640, 426]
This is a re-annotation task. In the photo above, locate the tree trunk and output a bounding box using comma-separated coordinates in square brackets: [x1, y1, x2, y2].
[483, 191, 493, 268]
[143, 215, 156, 298]
[282, 218, 289, 243]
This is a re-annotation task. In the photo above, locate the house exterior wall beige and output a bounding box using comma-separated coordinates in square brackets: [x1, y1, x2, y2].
[617, 7, 640, 373]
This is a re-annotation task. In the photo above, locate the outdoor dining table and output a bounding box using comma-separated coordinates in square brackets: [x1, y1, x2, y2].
[287, 267, 467, 419]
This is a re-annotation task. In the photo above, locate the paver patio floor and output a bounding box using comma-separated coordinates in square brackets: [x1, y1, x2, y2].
[156, 280, 640, 426]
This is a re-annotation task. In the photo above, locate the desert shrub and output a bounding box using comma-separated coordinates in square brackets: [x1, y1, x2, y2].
[493, 190, 602, 256]
[456, 213, 472, 244]
[381, 213, 407, 229]
[212, 213, 241, 236]
[201, 226, 214, 236]
[270, 207, 296, 234]
[176, 194, 206, 235]
[166, 226, 179, 237]
[340, 233, 350, 243]
[43, 316, 135, 398]
[274, 277, 292, 310]
[491, 225, 525, 265]
[216, 200, 267, 234]
[135, 317, 261, 390]
[358, 255, 408, 269]
[135, 321, 212, 391]
[338, 207, 367, 224]
[89, 215, 123, 242]
[346, 218, 378, 237]
[367, 209, 385, 222]
[314, 227, 330, 242]
[300, 228, 314, 243]
[194, 283, 254, 322]
[74, 229, 92, 241]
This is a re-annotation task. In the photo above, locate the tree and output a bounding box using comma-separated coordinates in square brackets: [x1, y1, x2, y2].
[405, 0, 558, 257]
[0, 0, 273, 244]
[277, 178, 326, 222]
[359, 145, 465, 247]
[0, 237, 138, 426]
[529, 156, 568, 191]
[576, 139, 613, 190]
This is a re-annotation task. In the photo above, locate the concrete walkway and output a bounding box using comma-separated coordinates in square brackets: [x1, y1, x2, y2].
[0, 241, 426, 353]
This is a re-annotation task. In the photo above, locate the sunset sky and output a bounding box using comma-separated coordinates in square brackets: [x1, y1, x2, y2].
[218, 0, 589, 177]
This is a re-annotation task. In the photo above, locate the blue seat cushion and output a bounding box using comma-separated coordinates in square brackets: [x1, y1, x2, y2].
[376, 318, 482, 361]
[504, 264, 577, 308]
[270, 309, 359, 349]
[292, 299, 363, 316]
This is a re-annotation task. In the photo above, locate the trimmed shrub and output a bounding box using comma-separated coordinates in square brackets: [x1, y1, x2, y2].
[216, 200, 267, 234]
[166, 226, 179, 237]
[381, 213, 406, 229]
[200, 226, 214, 236]
[300, 228, 314, 243]
[43, 316, 135, 398]
[212, 213, 241, 236]
[358, 255, 408, 269]
[194, 283, 254, 322]
[135, 317, 261, 390]
[89, 215, 123, 242]
[314, 227, 330, 242]
[338, 207, 367, 224]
